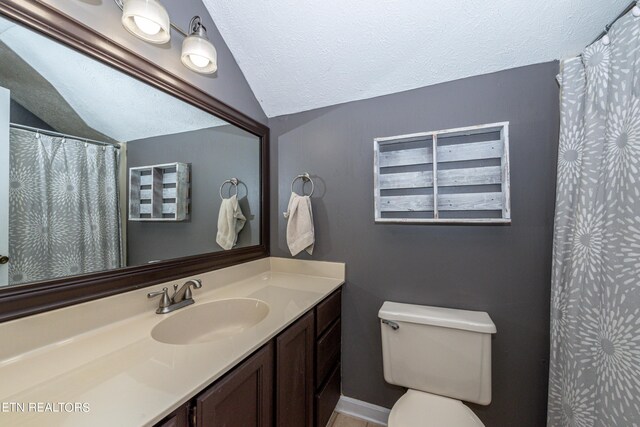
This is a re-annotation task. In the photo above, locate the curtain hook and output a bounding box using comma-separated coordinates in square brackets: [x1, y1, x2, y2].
[602, 25, 612, 46]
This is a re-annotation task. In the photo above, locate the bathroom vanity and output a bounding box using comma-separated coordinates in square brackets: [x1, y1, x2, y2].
[0, 258, 344, 426]
[157, 287, 341, 427]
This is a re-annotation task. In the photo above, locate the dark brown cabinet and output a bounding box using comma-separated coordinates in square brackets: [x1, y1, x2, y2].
[195, 342, 273, 427]
[276, 311, 315, 427]
[316, 364, 341, 427]
[314, 290, 342, 427]
[153, 287, 342, 427]
[316, 319, 340, 387]
[155, 403, 189, 427]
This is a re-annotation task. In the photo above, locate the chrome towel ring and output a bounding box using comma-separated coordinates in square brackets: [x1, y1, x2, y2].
[291, 173, 314, 197]
[219, 177, 239, 200]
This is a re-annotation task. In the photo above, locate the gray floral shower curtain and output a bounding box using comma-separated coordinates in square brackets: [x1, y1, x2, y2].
[548, 11, 640, 427]
[8, 128, 121, 285]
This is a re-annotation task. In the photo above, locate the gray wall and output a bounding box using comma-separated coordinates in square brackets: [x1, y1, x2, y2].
[42, 0, 266, 124]
[269, 62, 560, 426]
[127, 125, 260, 265]
[9, 100, 55, 131]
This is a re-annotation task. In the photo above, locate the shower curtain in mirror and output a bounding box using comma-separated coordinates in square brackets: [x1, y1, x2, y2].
[548, 11, 640, 427]
[8, 128, 121, 285]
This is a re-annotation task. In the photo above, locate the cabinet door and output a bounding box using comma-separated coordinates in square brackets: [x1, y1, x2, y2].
[196, 342, 273, 427]
[154, 403, 189, 427]
[276, 311, 315, 427]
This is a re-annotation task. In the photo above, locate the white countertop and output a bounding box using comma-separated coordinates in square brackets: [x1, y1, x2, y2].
[0, 257, 345, 426]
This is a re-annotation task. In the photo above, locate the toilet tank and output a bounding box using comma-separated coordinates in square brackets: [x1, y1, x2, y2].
[379, 301, 497, 405]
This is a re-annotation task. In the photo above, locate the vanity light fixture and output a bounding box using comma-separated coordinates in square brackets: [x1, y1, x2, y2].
[114, 0, 217, 74]
[633, 2, 640, 17]
[120, 0, 171, 44]
[181, 17, 218, 74]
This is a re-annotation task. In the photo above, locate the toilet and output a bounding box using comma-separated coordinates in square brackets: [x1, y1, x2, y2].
[378, 301, 497, 427]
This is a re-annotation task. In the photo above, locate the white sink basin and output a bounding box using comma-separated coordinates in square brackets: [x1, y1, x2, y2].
[151, 298, 270, 345]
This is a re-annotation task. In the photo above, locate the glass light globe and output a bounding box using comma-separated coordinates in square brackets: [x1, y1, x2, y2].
[121, 0, 170, 44]
[181, 34, 217, 74]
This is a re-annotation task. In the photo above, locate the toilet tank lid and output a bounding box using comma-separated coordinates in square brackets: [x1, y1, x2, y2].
[378, 302, 497, 334]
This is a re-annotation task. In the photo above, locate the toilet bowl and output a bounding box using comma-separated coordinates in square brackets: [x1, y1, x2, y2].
[388, 390, 483, 427]
[379, 302, 496, 426]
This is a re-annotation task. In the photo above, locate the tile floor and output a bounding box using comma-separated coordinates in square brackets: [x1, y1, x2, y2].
[328, 412, 385, 427]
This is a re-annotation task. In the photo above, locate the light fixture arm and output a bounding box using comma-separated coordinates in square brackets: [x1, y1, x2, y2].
[113, 0, 188, 37]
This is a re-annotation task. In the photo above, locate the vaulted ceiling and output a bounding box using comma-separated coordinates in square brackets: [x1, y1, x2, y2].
[203, 0, 629, 117]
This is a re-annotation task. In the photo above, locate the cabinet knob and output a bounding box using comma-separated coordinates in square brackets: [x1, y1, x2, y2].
[0, 255, 8, 265]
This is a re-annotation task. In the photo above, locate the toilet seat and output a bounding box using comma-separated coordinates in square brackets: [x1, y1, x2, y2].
[388, 390, 484, 427]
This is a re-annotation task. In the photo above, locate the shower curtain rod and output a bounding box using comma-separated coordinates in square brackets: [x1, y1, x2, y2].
[590, 1, 636, 45]
[9, 123, 121, 149]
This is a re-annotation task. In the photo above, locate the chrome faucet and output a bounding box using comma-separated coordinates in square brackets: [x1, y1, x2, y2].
[148, 279, 203, 314]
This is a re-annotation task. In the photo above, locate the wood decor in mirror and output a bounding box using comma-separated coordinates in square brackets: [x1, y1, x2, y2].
[0, 0, 270, 322]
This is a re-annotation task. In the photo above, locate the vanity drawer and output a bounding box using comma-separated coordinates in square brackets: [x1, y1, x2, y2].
[316, 289, 341, 337]
[316, 319, 341, 386]
[315, 364, 341, 427]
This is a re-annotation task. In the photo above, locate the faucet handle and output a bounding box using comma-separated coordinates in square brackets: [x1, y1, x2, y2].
[148, 287, 171, 309]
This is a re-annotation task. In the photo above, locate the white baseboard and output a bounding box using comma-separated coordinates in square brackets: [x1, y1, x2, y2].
[335, 395, 391, 426]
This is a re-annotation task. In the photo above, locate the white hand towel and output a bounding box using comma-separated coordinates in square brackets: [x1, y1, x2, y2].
[284, 193, 314, 256]
[216, 194, 246, 250]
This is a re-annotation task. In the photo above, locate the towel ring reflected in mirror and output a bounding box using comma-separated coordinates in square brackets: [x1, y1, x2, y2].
[219, 177, 239, 200]
[291, 173, 314, 197]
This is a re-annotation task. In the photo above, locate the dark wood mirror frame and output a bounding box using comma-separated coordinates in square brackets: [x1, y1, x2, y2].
[0, 0, 270, 323]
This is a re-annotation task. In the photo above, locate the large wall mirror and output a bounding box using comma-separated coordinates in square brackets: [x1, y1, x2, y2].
[0, 2, 269, 321]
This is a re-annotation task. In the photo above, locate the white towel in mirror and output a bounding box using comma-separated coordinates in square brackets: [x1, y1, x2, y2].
[216, 194, 246, 250]
[284, 193, 314, 256]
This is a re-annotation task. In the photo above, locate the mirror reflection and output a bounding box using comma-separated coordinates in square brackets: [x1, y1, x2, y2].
[0, 15, 261, 287]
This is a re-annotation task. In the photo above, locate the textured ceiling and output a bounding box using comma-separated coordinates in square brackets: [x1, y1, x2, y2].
[203, 0, 629, 117]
